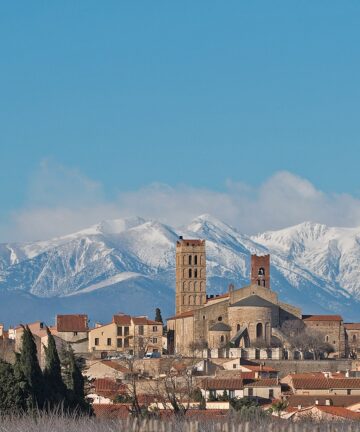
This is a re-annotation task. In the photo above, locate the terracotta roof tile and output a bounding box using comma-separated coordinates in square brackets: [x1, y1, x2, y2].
[101, 361, 131, 374]
[94, 378, 125, 394]
[302, 315, 343, 322]
[286, 395, 360, 408]
[56, 314, 88, 332]
[113, 315, 131, 325]
[93, 404, 130, 419]
[317, 405, 360, 420]
[291, 377, 360, 390]
[345, 323, 360, 330]
[200, 378, 244, 390]
[246, 379, 279, 387]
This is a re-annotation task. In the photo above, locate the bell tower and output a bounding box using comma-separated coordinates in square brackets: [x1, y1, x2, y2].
[251, 254, 270, 288]
[175, 237, 206, 315]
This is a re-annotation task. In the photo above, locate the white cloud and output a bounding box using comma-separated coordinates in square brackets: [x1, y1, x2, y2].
[2, 161, 360, 242]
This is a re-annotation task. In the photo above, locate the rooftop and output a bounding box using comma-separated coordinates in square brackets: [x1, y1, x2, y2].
[230, 295, 274, 309]
[56, 314, 88, 332]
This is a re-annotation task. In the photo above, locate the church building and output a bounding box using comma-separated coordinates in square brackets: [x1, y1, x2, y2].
[167, 237, 349, 358]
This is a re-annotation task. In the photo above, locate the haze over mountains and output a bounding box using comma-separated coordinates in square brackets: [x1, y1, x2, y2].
[0, 214, 359, 327]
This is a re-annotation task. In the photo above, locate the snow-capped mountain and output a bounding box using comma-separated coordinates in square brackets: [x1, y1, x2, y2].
[0, 215, 359, 327]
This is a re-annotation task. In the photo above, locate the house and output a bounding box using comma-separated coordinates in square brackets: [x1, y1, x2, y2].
[54, 314, 89, 353]
[285, 394, 360, 409]
[199, 377, 281, 401]
[222, 359, 278, 378]
[281, 405, 360, 422]
[85, 360, 131, 381]
[88, 314, 162, 357]
[282, 373, 360, 396]
[87, 378, 127, 405]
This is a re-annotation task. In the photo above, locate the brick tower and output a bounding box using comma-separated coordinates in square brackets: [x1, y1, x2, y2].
[251, 254, 270, 288]
[175, 237, 206, 315]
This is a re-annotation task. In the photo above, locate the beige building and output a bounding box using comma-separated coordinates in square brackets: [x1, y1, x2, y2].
[53, 314, 89, 353]
[89, 314, 162, 357]
[345, 323, 360, 357]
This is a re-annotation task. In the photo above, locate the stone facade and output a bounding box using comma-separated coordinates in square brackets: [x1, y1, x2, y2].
[345, 323, 360, 357]
[175, 238, 206, 315]
[251, 254, 270, 288]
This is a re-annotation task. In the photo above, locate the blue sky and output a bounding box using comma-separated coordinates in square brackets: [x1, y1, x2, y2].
[1, 1, 360, 241]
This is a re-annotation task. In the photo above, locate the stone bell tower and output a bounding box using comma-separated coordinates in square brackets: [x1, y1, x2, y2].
[175, 237, 206, 315]
[251, 254, 270, 288]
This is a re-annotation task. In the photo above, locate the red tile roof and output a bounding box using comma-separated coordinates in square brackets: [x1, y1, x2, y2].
[101, 361, 131, 374]
[345, 323, 360, 330]
[167, 310, 195, 320]
[302, 315, 343, 322]
[93, 404, 130, 419]
[56, 314, 88, 332]
[94, 378, 125, 394]
[245, 379, 279, 387]
[200, 378, 244, 390]
[113, 315, 131, 325]
[286, 395, 360, 408]
[291, 377, 360, 390]
[317, 405, 360, 420]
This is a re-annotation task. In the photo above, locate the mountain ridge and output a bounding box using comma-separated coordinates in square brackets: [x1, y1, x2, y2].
[0, 214, 359, 326]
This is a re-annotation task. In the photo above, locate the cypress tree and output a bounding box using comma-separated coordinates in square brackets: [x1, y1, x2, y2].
[155, 308, 163, 324]
[43, 327, 67, 409]
[0, 360, 27, 413]
[18, 326, 44, 408]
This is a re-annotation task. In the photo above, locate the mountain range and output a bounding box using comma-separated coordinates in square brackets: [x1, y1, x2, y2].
[0, 214, 359, 327]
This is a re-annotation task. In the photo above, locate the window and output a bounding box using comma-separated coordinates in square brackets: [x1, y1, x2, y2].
[353, 335, 357, 342]
[189, 269, 192, 278]
[220, 335, 225, 343]
[117, 339, 123, 348]
[229, 390, 235, 398]
[152, 337, 158, 344]
[269, 389, 274, 399]
[209, 390, 216, 399]
[124, 338, 129, 348]
[233, 364, 236, 369]
[73, 331, 78, 336]
[107, 338, 111, 346]
[194, 269, 198, 278]
[95, 338, 99, 346]
[194, 255, 198, 265]
[189, 255, 192, 265]
[218, 316, 223, 322]
[138, 325, 144, 336]
[237, 324, 240, 331]
[152, 326, 158, 332]
[256, 323, 263, 339]
[117, 326, 123, 336]
[248, 388, 253, 397]
[124, 326, 129, 337]
[325, 335, 329, 342]
[347, 389, 351, 395]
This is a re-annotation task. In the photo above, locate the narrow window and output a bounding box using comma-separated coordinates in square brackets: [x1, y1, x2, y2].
[220, 335, 225, 343]
[138, 325, 144, 336]
[73, 331, 78, 336]
[124, 326, 129, 336]
[107, 338, 112, 346]
[153, 326, 158, 332]
[117, 339, 123, 348]
[152, 337, 158, 344]
[95, 338, 99, 346]
[189, 255, 192, 265]
[117, 326, 123, 336]
[269, 389, 274, 399]
[189, 269, 192, 278]
[124, 338, 129, 348]
[194, 269, 198, 278]
[194, 255, 198, 265]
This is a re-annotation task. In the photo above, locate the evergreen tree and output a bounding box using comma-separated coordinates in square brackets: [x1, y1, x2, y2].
[0, 360, 27, 413]
[18, 326, 44, 408]
[60, 343, 90, 413]
[155, 308, 163, 324]
[43, 327, 67, 409]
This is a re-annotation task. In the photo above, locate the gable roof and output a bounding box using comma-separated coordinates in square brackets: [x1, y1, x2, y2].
[56, 314, 88, 332]
[291, 377, 360, 390]
[286, 395, 360, 408]
[317, 405, 360, 420]
[200, 378, 245, 390]
[230, 295, 274, 308]
[344, 323, 360, 330]
[100, 361, 131, 374]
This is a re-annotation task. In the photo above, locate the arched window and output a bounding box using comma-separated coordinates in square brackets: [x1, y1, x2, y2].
[194, 269, 198, 278]
[189, 255, 192, 265]
[188, 268, 192, 278]
[220, 335, 225, 343]
[258, 267, 265, 276]
[325, 335, 329, 342]
[194, 255, 198, 265]
[237, 324, 241, 332]
[218, 316, 223, 322]
[256, 323, 263, 339]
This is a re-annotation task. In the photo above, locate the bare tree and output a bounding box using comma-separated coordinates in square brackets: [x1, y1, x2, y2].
[188, 339, 208, 358]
